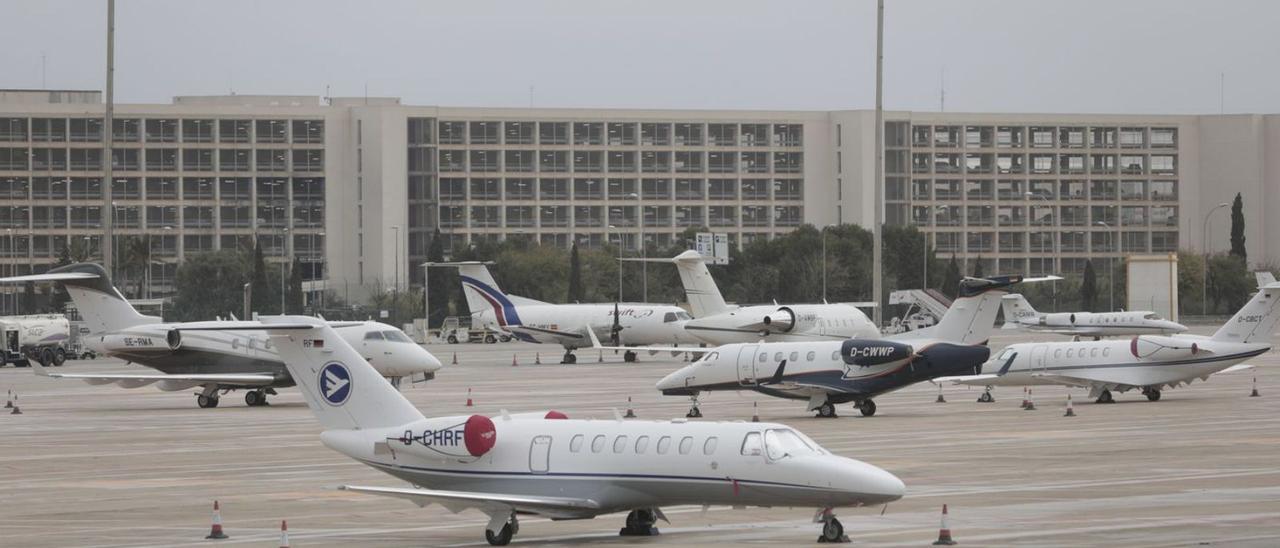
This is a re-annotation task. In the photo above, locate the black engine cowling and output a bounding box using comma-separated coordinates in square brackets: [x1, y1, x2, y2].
[166, 329, 182, 351]
[840, 339, 913, 367]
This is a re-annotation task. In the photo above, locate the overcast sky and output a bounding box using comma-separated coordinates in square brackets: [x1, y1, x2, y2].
[4, 0, 1279, 114]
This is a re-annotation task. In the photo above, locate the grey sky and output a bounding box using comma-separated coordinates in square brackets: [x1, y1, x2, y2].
[4, 0, 1279, 114]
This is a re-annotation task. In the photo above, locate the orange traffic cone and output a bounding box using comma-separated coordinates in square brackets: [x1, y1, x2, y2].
[935, 384, 947, 403]
[4, 388, 12, 409]
[205, 500, 229, 539]
[9, 392, 20, 415]
[932, 504, 957, 545]
[465, 388, 474, 407]
[1024, 388, 1037, 411]
[511, 354, 519, 367]
[1020, 387, 1029, 409]
[598, 350, 604, 363]
[535, 352, 541, 365]
[624, 397, 636, 418]
[451, 352, 458, 365]
[751, 401, 760, 422]
[1251, 377, 1261, 397]
[278, 520, 290, 548]
[1064, 394, 1076, 417]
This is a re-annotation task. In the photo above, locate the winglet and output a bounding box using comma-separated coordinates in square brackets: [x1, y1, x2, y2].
[767, 360, 787, 384]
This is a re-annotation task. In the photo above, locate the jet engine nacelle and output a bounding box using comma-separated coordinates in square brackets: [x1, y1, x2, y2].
[396, 414, 497, 460]
[841, 339, 914, 367]
[761, 307, 796, 333]
[166, 329, 182, 351]
[99, 333, 172, 354]
[1130, 335, 1199, 360]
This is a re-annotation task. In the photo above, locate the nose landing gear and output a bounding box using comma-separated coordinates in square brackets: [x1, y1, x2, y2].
[619, 508, 660, 536]
[815, 508, 850, 543]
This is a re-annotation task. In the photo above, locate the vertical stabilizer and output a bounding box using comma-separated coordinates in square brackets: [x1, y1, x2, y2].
[671, 250, 729, 317]
[911, 276, 1021, 344]
[1, 263, 161, 333]
[1212, 282, 1280, 344]
[1000, 294, 1038, 326]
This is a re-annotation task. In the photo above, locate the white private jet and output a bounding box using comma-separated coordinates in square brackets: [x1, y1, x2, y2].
[209, 316, 906, 545]
[451, 262, 701, 364]
[1000, 293, 1187, 338]
[649, 276, 1019, 418]
[632, 251, 879, 345]
[5, 263, 442, 408]
[944, 281, 1280, 403]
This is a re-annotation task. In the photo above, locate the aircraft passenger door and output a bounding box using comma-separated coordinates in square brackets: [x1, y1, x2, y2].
[529, 435, 551, 474]
[737, 345, 759, 385]
[1030, 345, 1049, 374]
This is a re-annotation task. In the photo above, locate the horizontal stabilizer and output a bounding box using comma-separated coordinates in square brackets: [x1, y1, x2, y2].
[0, 272, 99, 283]
[31, 360, 276, 387]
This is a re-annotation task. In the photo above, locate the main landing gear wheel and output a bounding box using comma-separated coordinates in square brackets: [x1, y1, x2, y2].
[484, 521, 515, 546]
[978, 390, 995, 403]
[244, 390, 269, 407]
[819, 517, 848, 543]
[620, 509, 660, 536]
[561, 351, 577, 364]
[1144, 388, 1162, 401]
[858, 400, 877, 417]
[623, 350, 638, 363]
[1096, 389, 1115, 404]
[484, 334, 497, 344]
[816, 402, 838, 418]
[196, 394, 220, 408]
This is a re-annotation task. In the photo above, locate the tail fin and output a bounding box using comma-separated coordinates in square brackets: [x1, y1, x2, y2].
[671, 250, 729, 317]
[452, 262, 523, 326]
[257, 316, 425, 430]
[925, 276, 1022, 344]
[1255, 271, 1276, 290]
[1000, 294, 1037, 326]
[0, 263, 160, 333]
[1211, 282, 1280, 344]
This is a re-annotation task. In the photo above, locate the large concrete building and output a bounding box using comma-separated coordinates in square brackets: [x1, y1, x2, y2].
[1, 89, 1277, 301]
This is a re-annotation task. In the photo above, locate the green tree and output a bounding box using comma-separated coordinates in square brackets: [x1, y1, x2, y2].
[1230, 192, 1247, 262]
[1082, 260, 1098, 311]
[941, 255, 961, 298]
[249, 245, 273, 315]
[971, 255, 985, 278]
[1207, 253, 1251, 314]
[425, 229, 452, 327]
[121, 235, 151, 298]
[567, 242, 584, 303]
[170, 250, 251, 322]
[287, 256, 304, 314]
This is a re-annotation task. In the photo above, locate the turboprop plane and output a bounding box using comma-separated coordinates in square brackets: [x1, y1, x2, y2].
[630, 251, 880, 345]
[449, 262, 701, 363]
[5, 263, 442, 408]
[644, 276, 1021, 418]
[1000, 293, 1186, 338]
[942, 281, 1280, 403]
[201, 316, 905, 545]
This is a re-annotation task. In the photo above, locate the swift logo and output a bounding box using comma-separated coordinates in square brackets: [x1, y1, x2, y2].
[319, 362, 352, 405]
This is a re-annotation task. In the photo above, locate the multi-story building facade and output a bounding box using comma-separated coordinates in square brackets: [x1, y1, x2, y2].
[2, 90, 1278, 302]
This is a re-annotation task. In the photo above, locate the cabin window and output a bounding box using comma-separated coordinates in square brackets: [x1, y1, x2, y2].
[831, 350, 839, 360]
[678, 436, 693, 455]
[656, 436, 671, 454]
[1053, 349, 1061, 359]
[1102, 347, 1110, 357]
[759, 353, 767, 362]
[231, 339, 239, 349]
[703, 437, 718, 455]
[773, 352, 784, 361]
[364, 331, 385, 340]
[591, 435, 606, 453]
[635, 435, 650, 453]
[741, 432, 763, 456]
[1090, 348, 1099, 358]
[789, 352, 799, 362]
[613, 435, 629, 453]
[1066, 348, 1073, 358]
[569, 434, 584, 453]
[806, 351, 816, 361]
[247, 338, 256, 349]
[264, 339, 273, 350]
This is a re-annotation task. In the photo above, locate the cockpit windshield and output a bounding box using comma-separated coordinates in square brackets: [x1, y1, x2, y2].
[1143, 313, 1162, 320]
[764, 428, 822, 460]
[381, 330, 414, 343]
[697, 351, 719, 365]
[995, 347, 1016, 361]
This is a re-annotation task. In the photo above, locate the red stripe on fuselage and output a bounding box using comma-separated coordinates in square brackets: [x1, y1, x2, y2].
[467, 283, 510, 326]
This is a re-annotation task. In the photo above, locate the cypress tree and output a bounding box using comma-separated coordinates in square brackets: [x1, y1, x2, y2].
[567, 242, 584, 303]
[1082, 260, 1098, 312]
[1230, 192, 1247, 261]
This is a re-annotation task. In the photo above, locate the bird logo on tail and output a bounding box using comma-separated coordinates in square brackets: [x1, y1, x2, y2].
[319, 362, 352, 405]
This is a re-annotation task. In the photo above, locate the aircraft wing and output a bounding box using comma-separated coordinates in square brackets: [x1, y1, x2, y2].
[0, 272, 100, 283]
[1216, 364, 1256, 374]
[339, 485, 600, 520]
[935, 373, 1002, 386]
[32, 360, 276, 388]
[584, 328, 708, 355]
[505, 324, 586, 345]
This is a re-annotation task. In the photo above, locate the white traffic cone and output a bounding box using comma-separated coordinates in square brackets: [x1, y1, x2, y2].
[278, 520, 290, 548]
[932, 504, 957, 545]
[1024, 388, 1037, 411]
[205, 500, 229, 539]
[1064, 394, 1076, 417]
[624, 397, 636, 418]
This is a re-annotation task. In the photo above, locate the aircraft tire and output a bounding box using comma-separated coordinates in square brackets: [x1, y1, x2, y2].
[562, 352, 577, 365]
[1096, 389, 1114, 404]
[245, 391, 269, 407]
[624, 351, 637, 363]
[1144, 389, 1161, 402]
[816, 402, 837, 418]
[485, 522, 514, 546]
[821, 517, 845, 543]
[197, 394, 220, 408]
[859, 400, 877, 417]
[53, 348, 66, 366]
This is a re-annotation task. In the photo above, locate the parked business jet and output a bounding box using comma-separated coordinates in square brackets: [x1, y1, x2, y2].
[1000, 294, 1186, 338]
[944, 281, 1280, 403]
[633, 251, 880, 345]
[646, 276, 1021, 418]
[5, 263, 442, 408]
[452, 262, 701, 363]
[209, 316, 905, 545]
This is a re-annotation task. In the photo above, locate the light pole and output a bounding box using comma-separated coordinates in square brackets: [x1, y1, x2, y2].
[1095, 221, 1114, 312]
[280, 227, 289, 314]
[421, 262, 432, 330]
[630, 192, 645, 302]
[1026, 191, 1056, 310]
[391, 225, 401, 322]
[608, 224, 621, 301]
[1201, 202, 1230, 315]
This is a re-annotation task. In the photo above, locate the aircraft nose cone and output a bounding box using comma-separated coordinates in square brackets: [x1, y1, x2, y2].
[1166, 321, 1188, 333]
[656, 366, 697, 395]
[838, 459, 905, 504]
[421, 348, 444, 372]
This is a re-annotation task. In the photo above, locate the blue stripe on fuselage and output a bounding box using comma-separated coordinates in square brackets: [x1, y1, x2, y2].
[460, 275, 522, 326]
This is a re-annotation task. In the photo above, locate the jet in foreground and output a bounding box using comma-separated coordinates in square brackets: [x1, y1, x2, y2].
[452, 262, 700, 363]
[651, 276, 1020, 418]
[220, 316, 905, 545]
[1000, 293, 1186, 338]
[945, 281, 1280, 403]
[6, 263, 442, 407]
[636, 251, 880, 345]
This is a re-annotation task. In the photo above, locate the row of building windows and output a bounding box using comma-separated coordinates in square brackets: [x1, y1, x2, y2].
[910, 205, 1177, 228]
[906, 125, 1177, 150]
[438, 205, 803, 229]
[417, 120, 804, 147]
[0, 117, 324, 144]
[898, 179, 1176, 202]
[433, 149, 803, 174]
[438, 178, 803, 201]
[908, 152, 1177, 175]
[0, 203, 323, 229]
[0, 176, 323, 201]
[929, 230, 1178, 254]
[0, 233, 324, 259]
[0, 147, 323, 172]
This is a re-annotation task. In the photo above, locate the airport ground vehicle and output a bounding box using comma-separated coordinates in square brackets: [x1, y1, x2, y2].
[437, 316, 512, 344]
[0, 314, 72, 367]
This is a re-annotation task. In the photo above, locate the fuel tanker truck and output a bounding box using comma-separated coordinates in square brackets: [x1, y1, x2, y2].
[0, 314, 72, 367]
